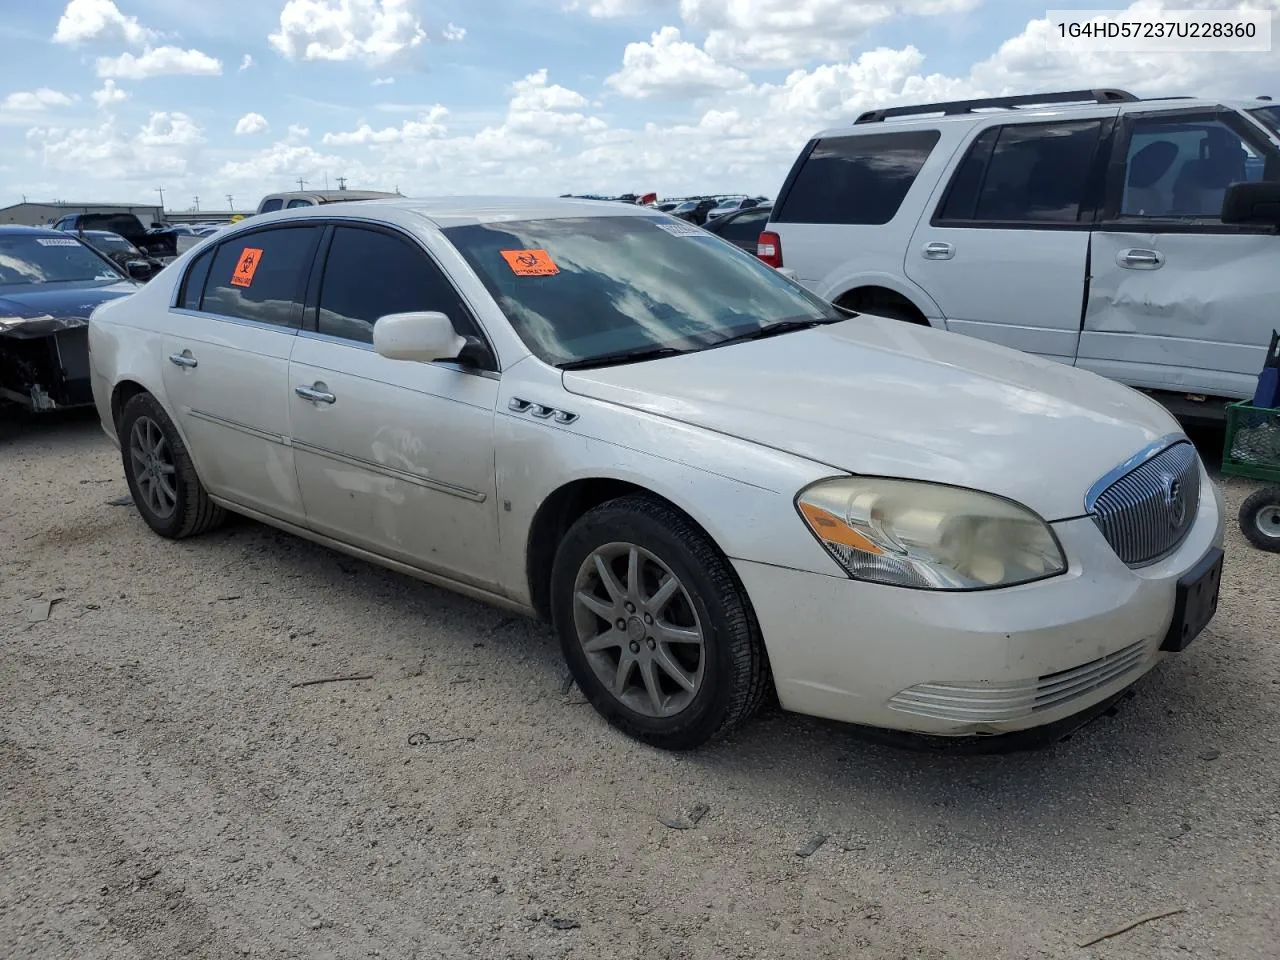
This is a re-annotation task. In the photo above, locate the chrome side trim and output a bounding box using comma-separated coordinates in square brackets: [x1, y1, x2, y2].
[187, 409, 289, 445]
[298, 329, 375, 351]
[508, 397, 579, 424]
[168, 307, 301, 336]
[1084, 432, 1186, 513]
[291, 439, 487, 502]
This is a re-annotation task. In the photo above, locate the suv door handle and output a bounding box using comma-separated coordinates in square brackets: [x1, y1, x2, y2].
[1118, 249, 1164, 269]
[295, 383, 336, 404]
[168, 351, 197, 369]
[922, 241, 955, 260]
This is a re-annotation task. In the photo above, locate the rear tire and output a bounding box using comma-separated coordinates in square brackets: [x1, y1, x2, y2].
[1239, 485, 1280, 553]
[119, 392, 224, 539]
[550, 495, 769, 750]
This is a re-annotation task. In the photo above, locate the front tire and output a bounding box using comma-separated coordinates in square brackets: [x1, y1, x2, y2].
[1239, 485, 1280, 553]
[550, 495, 769, 750]
[119, 392, 224, 539]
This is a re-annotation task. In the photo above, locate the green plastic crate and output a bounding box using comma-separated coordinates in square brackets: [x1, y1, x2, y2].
[1222, 401, 1280, 483]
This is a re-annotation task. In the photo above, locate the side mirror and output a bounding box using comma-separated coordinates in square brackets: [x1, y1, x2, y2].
[1221, 180, 1280, 226]
[125, 260, 152, 281]
[373, 311, 466, 363]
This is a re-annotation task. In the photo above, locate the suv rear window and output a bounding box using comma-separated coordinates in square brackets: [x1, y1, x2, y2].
[775, 130, 940, 225]
[937, 119, 1104, 224]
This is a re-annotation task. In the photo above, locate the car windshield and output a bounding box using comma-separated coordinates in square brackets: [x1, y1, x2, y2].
[1250, 105, 1280, 135]
[0, 236, 121, 286]
[442, 215, 840, 367]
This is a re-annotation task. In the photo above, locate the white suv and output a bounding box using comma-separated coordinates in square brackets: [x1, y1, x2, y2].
[762, 89, 1280, 418]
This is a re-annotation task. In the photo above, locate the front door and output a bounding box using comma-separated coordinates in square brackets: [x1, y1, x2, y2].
[906, 114, 1115, 363]
[288, 223, 502, 590]
[161, 224, 323, 525]
[1082, 108, 1280, 399]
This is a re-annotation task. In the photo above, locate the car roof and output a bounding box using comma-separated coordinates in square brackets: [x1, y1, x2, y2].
[244, 195, 669, 229]
[261, 189, 400, 202]
[809, 96, 1253, 140]
[0, 224, 69, 238]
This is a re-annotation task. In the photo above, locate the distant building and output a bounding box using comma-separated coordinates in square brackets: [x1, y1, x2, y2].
[0, 201, 166, 227]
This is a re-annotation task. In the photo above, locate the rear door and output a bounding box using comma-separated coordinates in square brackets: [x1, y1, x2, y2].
[288, 222, 502, 589]
[906, 114, 1116, 363]
[161, 224, 322, 525]
[1082, 107, 1280, 398]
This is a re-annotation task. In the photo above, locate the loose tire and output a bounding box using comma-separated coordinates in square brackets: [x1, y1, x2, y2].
[1238, 485, 1280, 553]
[550, 495, 769, 750]
[119, 392, 224, 539]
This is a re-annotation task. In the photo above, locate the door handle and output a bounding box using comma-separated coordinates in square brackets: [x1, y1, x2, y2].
[922, 241, 955, 260]
[295, 383, 336, 404]
[1118, 249, 1164, 269]
[168, 351, 197, 369]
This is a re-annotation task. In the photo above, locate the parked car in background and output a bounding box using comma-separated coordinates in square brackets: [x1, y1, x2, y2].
[51, 211, 178, 261]
[705, 196, 765, 222]
[0, 226, 137, 411]
[90, 197, 1223, 750]
[78, 230, 165, 282]
[655, 201, 681, 213]
[764, 87, 1280, 421]
[672, 198, 720, 225]
[703, 204, 773, 252]
[255, 189, 401, 215]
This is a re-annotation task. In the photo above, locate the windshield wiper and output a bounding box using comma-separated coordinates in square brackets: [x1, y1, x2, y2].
[557, 345, 691, 371]
[710, 315, 842, 348]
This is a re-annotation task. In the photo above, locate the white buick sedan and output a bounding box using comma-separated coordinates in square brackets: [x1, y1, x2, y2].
[88, 197, 1225, 750]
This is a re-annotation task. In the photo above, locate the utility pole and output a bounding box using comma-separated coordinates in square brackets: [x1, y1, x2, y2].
[225, 194, 234, 210]
[156, 186, 165, 210]
[336, 176, 347, 191]
[296, 177, 307, 191]
[193, 196, 200, 212]
[323, 173, 329, 190]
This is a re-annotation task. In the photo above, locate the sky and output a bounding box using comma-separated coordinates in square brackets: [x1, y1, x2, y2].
[1, 0, 1277, 212]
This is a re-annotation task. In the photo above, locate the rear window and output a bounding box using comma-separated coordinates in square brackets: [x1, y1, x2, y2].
[775, 130, 941, 225]
[1251, 105, 1280, 136]
[442, 215, 838, 366]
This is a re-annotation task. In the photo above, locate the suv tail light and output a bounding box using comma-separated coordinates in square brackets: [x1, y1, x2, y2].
[756, 231, 782, 268]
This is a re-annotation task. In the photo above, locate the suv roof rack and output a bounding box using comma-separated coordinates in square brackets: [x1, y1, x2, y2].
[854, 88, 1138, 124]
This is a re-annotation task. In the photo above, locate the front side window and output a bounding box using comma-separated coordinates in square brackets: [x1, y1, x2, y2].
[0, 235, 122, 286]
[200, 226, 320, 328]
[443, 215, 839, 367]
[1121, 115, 1275, 219]
[939, 120, 1103, 224]
[316, 226, 471, 344]
[775, 130, 941, 225]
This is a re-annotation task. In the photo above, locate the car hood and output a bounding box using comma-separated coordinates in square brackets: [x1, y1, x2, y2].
[0, 281, 137, 339]
[560, 317, 1181, 521]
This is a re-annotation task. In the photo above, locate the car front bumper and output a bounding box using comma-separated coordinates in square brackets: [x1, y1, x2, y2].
[733, 467, 1226, 737]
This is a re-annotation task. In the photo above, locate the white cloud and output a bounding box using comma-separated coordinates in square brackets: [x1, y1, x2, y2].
[322, 105, 448, 144]
[287, 123, 311, 140]
[606, 26, 749, 98]
[91, 79, 128, 109]
[1, 89, 76, 111]
[683, 0, 980, 68]
[97, 46, 224, 79]
[52, 0, 156, 47]
[26, 112, 204, 186]
[372, 76, 395, 85]
[240, 54, 254, 71]
[137, 112, 204, 147]
[269, 0, 427, 65]
[442, 22, 466, 41]
[507, 69, 606, 134]
[567, 0, 668, 16]
[235, 112, 269, 135]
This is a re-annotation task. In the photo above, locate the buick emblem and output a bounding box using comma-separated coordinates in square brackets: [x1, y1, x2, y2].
[1162, 474, 1186, 529]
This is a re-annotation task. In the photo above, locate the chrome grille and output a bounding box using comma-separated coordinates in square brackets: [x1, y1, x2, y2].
[887, 640, 1149, 723]
[1087, 440, 1200, 567]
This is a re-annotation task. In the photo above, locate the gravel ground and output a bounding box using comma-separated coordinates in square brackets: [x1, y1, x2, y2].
[2, 409, 1279, 960]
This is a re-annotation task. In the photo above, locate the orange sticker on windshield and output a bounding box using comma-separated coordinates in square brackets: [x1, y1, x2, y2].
[500, 249, 559, 277]
[230, 247, 263, 288]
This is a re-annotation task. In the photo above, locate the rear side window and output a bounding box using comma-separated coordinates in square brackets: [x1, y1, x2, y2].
[315, 226, 472, 344]
[178, 246, 214, 310]
[201, 226, 321, 328]
[775, 130, 941, 225]
[938, 120, 1104, 224]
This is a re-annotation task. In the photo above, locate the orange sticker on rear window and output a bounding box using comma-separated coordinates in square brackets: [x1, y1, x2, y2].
[230, 247, 263, 288]
[500, 249, 559, 277]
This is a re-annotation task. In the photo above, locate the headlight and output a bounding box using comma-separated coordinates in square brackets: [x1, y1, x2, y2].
[795, 477, 1066, 590]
